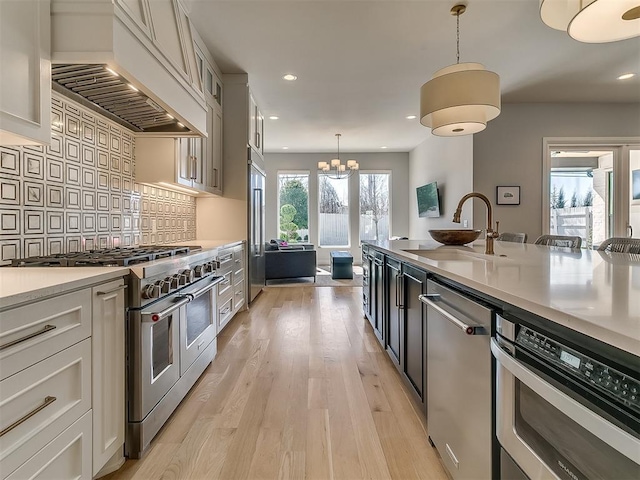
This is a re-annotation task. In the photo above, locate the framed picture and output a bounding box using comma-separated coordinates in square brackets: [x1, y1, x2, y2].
[632, 169, 640, 204]
[496, 186, 520, 205]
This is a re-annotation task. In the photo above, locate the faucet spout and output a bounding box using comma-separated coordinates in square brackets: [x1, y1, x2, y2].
[452, 192, 499, 255]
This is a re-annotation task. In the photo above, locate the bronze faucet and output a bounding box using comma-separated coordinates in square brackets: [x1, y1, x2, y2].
[453, 192, 500, 255]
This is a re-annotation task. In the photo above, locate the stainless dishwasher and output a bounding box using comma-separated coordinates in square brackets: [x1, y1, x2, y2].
[420, 279, 493, 480]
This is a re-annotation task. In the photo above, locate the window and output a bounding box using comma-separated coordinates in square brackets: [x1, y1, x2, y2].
[359, 172, 391, 241]
[277, 173, 309, 243]
[318, 175, 349, 246]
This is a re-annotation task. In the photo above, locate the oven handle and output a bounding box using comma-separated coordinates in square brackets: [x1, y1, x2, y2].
[491, 338, 640, 464]
[187, 275, 225, 299]
[141, 296, 190, 322]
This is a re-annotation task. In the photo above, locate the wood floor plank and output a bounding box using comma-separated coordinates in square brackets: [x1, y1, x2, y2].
[246, 427, 284, 480]
[277, 450, 305, 480]
[305, 409, 334, 480]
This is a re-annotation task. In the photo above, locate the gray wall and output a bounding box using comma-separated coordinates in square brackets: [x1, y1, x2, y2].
[409, 135, 474, 239]
[473, 103, 640, 242]
[264, 152, 409, 265]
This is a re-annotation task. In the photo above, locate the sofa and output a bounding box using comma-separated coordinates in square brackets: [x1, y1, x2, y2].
[265, 244, 317, 282]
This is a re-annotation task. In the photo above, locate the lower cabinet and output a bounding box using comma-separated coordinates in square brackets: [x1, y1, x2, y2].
[0, 276, 126, 479]
[362, 245, 372, 320]
[371, 251, 385, 345]
[385, 256, 402, 367]
[91, 279, 126, 476]
[216, 242, 246, 333]
[401, 263, 428, 414]
[5, 412, 92, 480]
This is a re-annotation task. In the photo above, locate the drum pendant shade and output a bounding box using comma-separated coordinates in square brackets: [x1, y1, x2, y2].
[420, 63, 501, 137]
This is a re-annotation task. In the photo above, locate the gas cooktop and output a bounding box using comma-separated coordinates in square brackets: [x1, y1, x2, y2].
[11, 245, 202, 267]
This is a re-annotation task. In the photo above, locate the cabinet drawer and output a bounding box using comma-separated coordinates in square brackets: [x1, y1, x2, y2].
[217, 296, 233, 332]
[0, 289, 92, 380]
[233, 266, 245, 282]
[217, 271, 233, 298]
[233, 280, 245, 312]
[0, 339, 92, 476]
[5, 411, 92, 480]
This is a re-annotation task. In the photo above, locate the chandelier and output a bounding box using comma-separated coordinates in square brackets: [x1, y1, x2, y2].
[420, 4, 501, 136]
[317, 134, 359, 179]
[540, 0, 640, 43]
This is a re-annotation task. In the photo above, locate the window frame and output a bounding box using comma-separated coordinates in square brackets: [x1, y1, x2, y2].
[358, 170, 392, 243]
[317, 173, 351, 248]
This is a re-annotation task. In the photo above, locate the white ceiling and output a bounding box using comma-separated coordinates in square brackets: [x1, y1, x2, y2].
[188, 0, 640, 153]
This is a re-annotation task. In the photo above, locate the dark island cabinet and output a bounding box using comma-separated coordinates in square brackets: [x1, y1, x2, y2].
[401, 263, 428, 413]
[362, 244, 372, 321]
[385, 256, 402, 367]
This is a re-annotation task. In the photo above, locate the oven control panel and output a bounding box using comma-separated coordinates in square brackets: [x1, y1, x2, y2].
[517, 327, 640, 412]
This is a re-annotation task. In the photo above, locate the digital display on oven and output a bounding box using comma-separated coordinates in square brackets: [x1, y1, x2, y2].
[560, 350, 581, 369]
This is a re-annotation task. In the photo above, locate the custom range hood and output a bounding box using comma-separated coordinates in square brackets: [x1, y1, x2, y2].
[50, 0, 206, 136]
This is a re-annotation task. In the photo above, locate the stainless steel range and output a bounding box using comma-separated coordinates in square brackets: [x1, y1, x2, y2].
[11, 245, 224, 458]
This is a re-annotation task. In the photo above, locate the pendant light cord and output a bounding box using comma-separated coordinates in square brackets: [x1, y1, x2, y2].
[456, 9, 460, 64]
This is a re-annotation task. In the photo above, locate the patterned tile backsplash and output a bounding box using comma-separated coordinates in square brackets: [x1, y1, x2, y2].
[0, 92, 196, 264]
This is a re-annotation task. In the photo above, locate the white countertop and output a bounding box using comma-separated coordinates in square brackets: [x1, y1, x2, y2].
[0, 267, 130, 310]
[366, 239, 640, 356]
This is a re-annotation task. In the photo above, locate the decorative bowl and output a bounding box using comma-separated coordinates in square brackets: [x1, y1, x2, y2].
[429, 229, 482, 245]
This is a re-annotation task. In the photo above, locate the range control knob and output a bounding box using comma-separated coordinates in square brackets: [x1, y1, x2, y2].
[194, 264, 206, 277]
[180, 269, 194, 284]
[170, 274, 181, 289]
[161, 277, 172, 293]
[141, 283, 160, 299]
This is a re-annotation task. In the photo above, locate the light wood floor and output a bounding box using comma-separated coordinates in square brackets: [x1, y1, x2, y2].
[106, 286, 448, 480]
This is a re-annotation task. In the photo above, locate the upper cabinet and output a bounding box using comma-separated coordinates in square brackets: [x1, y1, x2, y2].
[248, 91, 264, 156]
[0, 0, 51, 145]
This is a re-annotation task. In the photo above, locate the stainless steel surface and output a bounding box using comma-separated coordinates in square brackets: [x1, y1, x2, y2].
[492, 334, 640, 479]
[0, 396, 56, 437]
[126, 339, 216, 459]
[495, 314, 516, 342]
[419, 294, 487, 335]
[0, 324, 56, 351]
[140, 297, 190, 322]
[249, 156, 266, 302]
[51, 65, 188, 133]
[426, 279, 493, 480]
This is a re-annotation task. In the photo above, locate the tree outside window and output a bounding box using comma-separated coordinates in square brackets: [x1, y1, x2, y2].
[278, 173, 309, 243]
[360, 173, 390, 241]
[318, 175, 349, 246]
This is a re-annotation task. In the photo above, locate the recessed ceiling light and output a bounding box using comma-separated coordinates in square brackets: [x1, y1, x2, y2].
[128, 84, 139, 92]
[283, 74, 297, 81]
[381, 146, 388, 149]
[282, 146, 289, 150]
[166, 113, 174, 119]
[269, 116, 279, 120]
[406, 115, 417, 120]
[617, 73, 635, 80]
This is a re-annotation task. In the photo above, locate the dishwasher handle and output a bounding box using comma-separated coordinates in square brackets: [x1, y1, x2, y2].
[419, 294, 487, 335]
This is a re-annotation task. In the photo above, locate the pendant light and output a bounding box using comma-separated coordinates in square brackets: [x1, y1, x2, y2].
[540, 0, 640, 43]
[420, 4, 501, 137]
[317, 134, 359, 179]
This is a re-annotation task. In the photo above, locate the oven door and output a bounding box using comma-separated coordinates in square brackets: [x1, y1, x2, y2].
[130, 295, 188, 422]
[492, 339, 640, 480]
[179, 276, 222, 375]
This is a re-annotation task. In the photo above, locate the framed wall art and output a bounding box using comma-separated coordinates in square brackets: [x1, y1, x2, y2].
[496, 186, 520, 205]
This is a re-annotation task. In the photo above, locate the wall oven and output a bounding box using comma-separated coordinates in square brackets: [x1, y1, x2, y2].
[492, 314, 640, 480]
[127, 272, 223, 458]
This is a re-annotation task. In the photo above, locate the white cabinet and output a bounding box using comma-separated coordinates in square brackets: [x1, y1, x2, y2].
[248, 91, 264, 156]
[0, 276, 127, 480]
[207, 102, 223, 195]
[215, 242, 246, 332]
[0, 0, 51, 145]
[91, 280, 126, 476]
[136, 136, 205, 193]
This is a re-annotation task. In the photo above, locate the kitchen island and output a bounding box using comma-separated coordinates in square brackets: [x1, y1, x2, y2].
[364, 239, 639, 356]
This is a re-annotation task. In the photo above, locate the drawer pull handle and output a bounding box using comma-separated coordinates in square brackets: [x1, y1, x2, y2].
[0, 396, 57, 437]
[220, 307, 231, 315]
[0, 324, 56, 351]
[96, 284, 127, 296]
